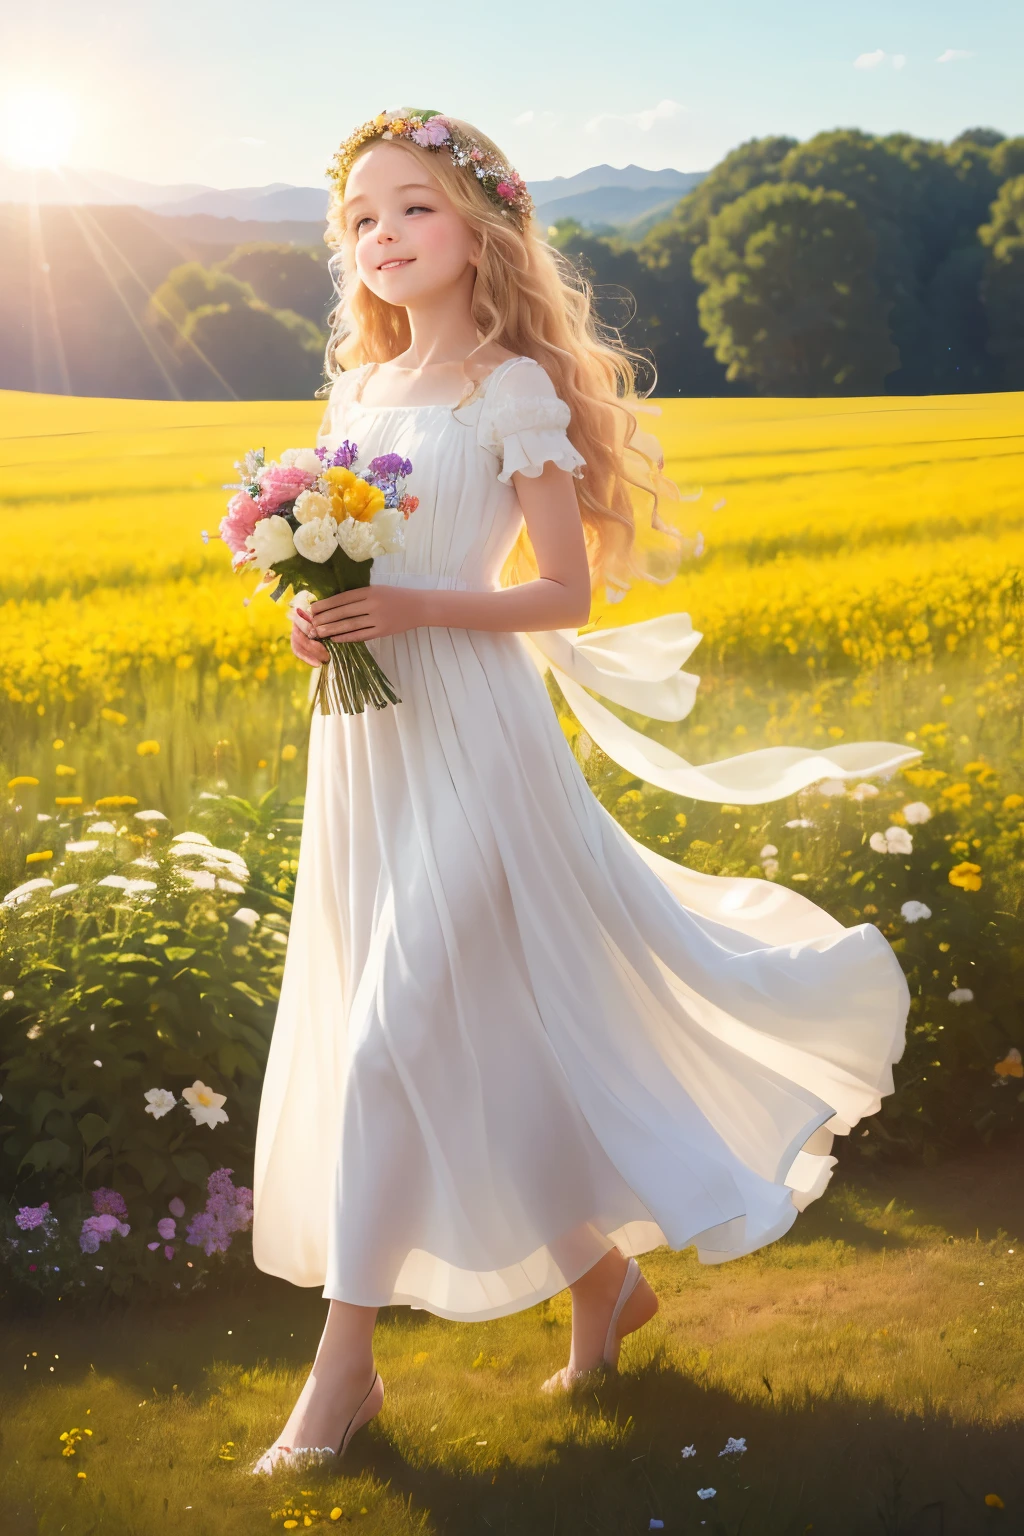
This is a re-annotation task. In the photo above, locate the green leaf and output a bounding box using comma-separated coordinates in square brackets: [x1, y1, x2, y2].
[125, 1147, 170, 1193]
[231, 980, 265, 1007]
[19, 1137, 72, 1173]
[172, 1149, 210, 1188]
[117, 953, 157, 965]
[77, 1112, 111, 1153]
[164, 947, 197, 962]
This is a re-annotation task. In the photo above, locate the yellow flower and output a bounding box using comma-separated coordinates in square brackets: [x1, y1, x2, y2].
[948, 861, 982, 892]
[8, 775, 39, 788]
[77, 1471, 87, 1480]
[96, 795, 138, 808]
[1003, 793, 1023, 812]
[53, 738, 65, 748]
[26, 850, 53, 863]
[281, 744, 298, 762]
[55, 763, 77, 777]
[100, 707, 128, 725]
[985, 1494, 1005, 1509]
[136, 741, 160, 757]
[331, 1511, 343, 1522]
[323, 466, 386, 522]
[55, 796, 83, 806]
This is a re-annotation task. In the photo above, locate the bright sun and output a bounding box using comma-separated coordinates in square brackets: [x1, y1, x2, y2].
[2, 88, 77, 170]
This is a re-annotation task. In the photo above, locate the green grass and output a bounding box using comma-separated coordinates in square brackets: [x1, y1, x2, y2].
[3, 1151, 1022, 1535]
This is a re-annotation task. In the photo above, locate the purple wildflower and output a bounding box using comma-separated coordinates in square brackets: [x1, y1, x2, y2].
[326, 440, 359, 470]
[368, 453, 413, 480]
[168, 1196, 186, 1218]
[79, 1213, 130, 1254]
[15, 1202, 50, 1231]
[92, 1187, 128, 1219]
[185, 1167, 254, 1257]
[157, 1217, 177, 1241]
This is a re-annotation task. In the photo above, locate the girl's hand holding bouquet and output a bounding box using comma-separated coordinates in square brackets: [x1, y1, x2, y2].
[218, 441, 419, 714]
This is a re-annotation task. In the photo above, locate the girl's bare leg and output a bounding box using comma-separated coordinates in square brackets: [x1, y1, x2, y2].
[259, 1300, 379, 1463]
[562, 1247, 659, 1376]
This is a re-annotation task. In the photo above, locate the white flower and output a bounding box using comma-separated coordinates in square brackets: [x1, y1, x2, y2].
[272, 931, 288, 945]
[902, 801, 932, 824]
[279, 447, 323, 474]
[178, 868, 217, 890]
[869, 826, 913, 855]
[37, 813, 53, 822]
[816, 779, 847, 797]
[719, 1437, 747, 1456]
[785, 818, 814, 828]
[293, 488, 334, 524]
[246, 514, 296, 572]
[680, 1445, 697, 1458]
[134, 809, 168, 823]
[182, 1078, 229, 1128]
[231, 907, 260, 928]
[289, 588, 314, 619]
[949, 988, 974, 1005]
[759, 844, 778, 859]
[49, 883, 79, 898]
[4, 877, 54, 907]
[762, 859, 779, 878]
[849, 782, 880, 801]
[900, 900, 932, 923]
[131, 856, 160, 869]
[336, 515, 382, 561]
[697, 1488, 716, 1500]
[125, 879, 157, 896]
[172, 831, 211, 846]
[65, 840, 99, 854]
[170, 844, 212, 860]
[97, 874, 129, 888]
[293, 513, 339, 563]
[217, 879, 245, 894]
[369, 506, 406, 554]
[144, 1087, 176, 1119]
[90, 822, 117, 834]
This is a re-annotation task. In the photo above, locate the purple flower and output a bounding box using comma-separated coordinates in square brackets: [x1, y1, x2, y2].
[91, 1187, 128, 1219]
[157, 1217, 177, 1240]
[326, 440, 358, 470]
[368, 453, 413, 480]
[79, 1213, 130, 1254]
[185, 1167, 254, 1257]
[168, 1196, 186, 1218]
[410, 116, 451, 148]
[15, 1202, 50, 1231]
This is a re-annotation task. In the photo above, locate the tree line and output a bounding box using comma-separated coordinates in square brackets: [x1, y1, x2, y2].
[552, 126, 1024, 396]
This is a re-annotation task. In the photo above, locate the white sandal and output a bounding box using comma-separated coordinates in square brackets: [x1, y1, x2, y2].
[540, 1257, 656, 1394]
[249, 1370, 385, 1475]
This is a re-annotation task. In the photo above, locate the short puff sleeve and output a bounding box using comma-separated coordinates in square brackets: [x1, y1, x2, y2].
[478, 358, 587, 484]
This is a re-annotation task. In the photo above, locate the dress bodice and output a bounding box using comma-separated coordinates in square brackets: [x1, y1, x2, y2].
[316, 356, 585, 592]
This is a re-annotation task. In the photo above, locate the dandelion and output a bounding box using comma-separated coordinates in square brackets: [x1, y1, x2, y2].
[849, 783, 879, 800]
[902, 801, 932, 824]
[948, 988, 974, 1005]
[900, 900, 931, 923]
[948, 861, 982, 891]
[183, 1080, 229, 1128]
[759, 844, 778, 859]
[55, 796, 83, 807]
[136, 740, 160, 757]
[281, 744, 298, 762]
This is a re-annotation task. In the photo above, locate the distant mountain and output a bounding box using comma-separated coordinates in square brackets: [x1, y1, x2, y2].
[0, 159, 705, 232]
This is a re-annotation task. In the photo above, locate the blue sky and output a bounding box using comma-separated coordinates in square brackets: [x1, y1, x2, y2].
[1, 0, 1021, 188]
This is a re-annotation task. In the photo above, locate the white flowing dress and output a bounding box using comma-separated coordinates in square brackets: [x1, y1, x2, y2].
[251, 356, 918, 1321]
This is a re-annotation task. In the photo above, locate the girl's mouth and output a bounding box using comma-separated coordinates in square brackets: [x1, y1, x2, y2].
[378, 258, 414, 271]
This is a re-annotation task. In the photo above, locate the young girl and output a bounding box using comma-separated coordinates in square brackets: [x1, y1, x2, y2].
[250, 109, 918, 1474]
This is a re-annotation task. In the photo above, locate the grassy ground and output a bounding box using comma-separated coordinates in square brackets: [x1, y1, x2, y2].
[2, 1147, 1022, 1536]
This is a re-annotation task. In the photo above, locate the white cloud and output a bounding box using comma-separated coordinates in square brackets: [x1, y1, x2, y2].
[585, 98, 685, 135]
[937, 49, 974, 64]
[514, 111, 534, 126]
[854, 49, 886, 69]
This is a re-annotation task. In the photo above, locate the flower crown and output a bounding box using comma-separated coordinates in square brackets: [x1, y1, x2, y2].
[326, 109, 534, 227]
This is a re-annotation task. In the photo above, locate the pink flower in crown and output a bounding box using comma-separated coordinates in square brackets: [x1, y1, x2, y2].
[411, 116, 451, 148]
[469, 148, 485, 162]
[219, 490, 263, 555]
[256, 464, 317, 514]
[495, 180, 518, 203]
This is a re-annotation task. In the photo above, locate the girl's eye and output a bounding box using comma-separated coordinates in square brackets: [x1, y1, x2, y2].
[355, 216, 375, 233]
[406, 204, 432, 216]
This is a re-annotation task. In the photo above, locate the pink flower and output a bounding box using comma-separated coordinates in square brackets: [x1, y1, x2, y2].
[495, 180, 518, 203]
[256, 464, 317, 514]
[79, 1213, 130, 1254]
[411, 116, 451, 147]
[157, 1217, 176, 1240]
[470, 148, 484, 162]
[219, 491, 263, 555]
[15, 1202, 50, 1231]
[147, 1241, 161, 1251]
[168, 1197, 186, 1218]
[163, 1245, 175, 1261]
[92, 1187, 128, 1219]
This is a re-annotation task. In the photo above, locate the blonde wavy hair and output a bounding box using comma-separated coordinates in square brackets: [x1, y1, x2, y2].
[319, 113, 683, 594]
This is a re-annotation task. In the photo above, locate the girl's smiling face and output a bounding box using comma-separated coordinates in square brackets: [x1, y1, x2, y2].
[345, 142, 480, 307]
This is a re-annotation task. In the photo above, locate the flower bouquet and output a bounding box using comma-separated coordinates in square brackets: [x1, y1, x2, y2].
[219, 441, 419, 714]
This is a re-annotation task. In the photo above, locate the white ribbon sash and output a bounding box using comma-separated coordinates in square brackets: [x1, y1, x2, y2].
[524, 615, 921, 805]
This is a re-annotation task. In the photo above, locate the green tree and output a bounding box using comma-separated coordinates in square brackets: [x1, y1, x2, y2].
[146, 263, 255, 334]
[217, 243, 332, 326]
[979, 176, 1024, 387]
[177, 300, 326, 400]
[693, 182, 897, 395]
[991, 137, 1024, 184]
